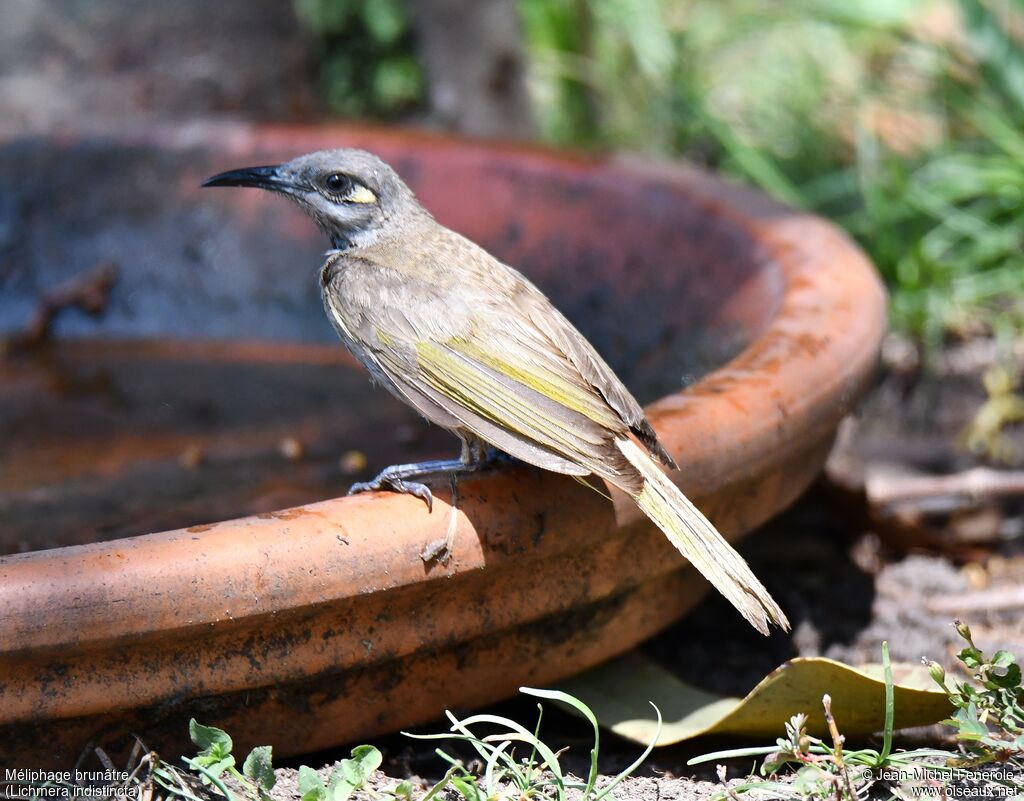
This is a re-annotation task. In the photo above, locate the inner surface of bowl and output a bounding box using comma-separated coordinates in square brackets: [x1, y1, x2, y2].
[0, 126, 782, 551]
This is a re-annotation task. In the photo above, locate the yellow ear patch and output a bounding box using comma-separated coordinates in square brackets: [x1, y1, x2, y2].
[346, 184, 377, 204]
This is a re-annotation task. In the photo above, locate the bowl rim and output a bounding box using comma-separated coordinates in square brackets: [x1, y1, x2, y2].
[0, 123, 887, 731]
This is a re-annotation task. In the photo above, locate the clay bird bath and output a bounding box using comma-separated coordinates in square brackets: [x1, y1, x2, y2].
[0, 124, 886, 765]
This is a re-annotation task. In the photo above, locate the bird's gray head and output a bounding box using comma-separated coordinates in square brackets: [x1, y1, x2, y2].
[202, 149, 426, 249]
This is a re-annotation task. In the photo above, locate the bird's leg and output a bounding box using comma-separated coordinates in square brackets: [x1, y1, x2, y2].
[347, 433, 491, 512]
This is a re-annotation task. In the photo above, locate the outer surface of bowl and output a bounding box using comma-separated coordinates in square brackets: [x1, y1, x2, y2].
[0, 125, 886, 764]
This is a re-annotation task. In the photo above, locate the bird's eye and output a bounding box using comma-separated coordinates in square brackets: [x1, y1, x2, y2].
[323, 173, 351, 194]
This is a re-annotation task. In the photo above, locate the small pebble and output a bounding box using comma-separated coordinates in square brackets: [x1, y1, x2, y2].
[179, 445, 204, 469]
[340, 449, 368, 475]
[279, 437, 304, 461]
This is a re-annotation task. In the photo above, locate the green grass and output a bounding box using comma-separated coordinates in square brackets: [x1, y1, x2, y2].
[293, 0, 424, 118]
[295, 0, 1024, 341]
[404, 687, 661, 801]
[520, 0, 1024, 342]
[36, 689, 659, 801]
[296, 0, 1024, 341]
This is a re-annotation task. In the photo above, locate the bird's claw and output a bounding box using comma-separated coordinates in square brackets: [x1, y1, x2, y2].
[348, 476, 434, 512]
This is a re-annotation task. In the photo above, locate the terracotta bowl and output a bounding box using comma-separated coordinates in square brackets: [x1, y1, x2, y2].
[0, 124, 886, 765]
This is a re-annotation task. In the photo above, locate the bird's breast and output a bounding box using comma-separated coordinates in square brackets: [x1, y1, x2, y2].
[319, 251, 346, 288]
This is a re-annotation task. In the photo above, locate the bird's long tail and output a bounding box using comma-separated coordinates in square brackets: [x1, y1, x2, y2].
[616, 437, 789, 635]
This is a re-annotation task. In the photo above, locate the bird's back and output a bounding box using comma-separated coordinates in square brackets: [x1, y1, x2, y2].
[322, 222, 675, 482]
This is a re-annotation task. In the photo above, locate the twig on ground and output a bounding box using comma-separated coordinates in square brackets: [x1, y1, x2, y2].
[822, 695, 858, 801]
[867, 467, 1024, 507]
[927, 586, 1024, 614]
[714, 766, 743, 801]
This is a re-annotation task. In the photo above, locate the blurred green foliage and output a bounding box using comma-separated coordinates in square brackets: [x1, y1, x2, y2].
[299, 0, 1024, 342]
[521, 0, 1024, 343]
[294, 0, 424, 117]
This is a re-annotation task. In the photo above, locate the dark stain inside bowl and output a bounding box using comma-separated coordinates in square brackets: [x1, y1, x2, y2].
[0, 129, 782, 552]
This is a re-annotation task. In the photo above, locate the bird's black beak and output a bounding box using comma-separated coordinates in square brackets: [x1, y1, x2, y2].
[201, 165, 287, 191]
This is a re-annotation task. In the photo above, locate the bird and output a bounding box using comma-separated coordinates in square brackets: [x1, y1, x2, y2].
[202, 149, 789, 635]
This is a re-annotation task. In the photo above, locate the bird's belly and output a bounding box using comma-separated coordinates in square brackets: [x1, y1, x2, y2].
[320, 284, 460, 432]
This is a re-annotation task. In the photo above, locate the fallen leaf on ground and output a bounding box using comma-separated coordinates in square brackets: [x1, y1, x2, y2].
[555, 652, 952, 746]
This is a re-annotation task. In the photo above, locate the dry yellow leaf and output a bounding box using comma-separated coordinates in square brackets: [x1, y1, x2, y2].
[557, 652, 952, 746]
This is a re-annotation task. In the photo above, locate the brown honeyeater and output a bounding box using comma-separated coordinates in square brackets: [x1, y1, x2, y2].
[203, 149, 789, 635]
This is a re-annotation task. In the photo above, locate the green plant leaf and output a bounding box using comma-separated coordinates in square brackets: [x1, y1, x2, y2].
[593, 702, 662, 801]
[879, 640, 894, 763]
[189, 719, 233, 759]
[326, 768, 354, 801]
[342, 745, 382, 785]
[361, 0, 406, 45]
[481, 739, 514, 795]
[450, 776, 480, 801]
[390, 780, 414, 801]
[448, 712, 566, 787]
[205, 757, 235, 781]
[959, 647, 983, 669]
[953, 703, 988, 740]
[521, 688, 599, 798]
[989, 663, 1021, 689]
[991, 650, 1016, 668]
[182, 756, 240, 801]
[793, 765, 827, 796]
[299, 766, 327, 801]
[326, 744, 382, 801]
[243, 746, 275, 791]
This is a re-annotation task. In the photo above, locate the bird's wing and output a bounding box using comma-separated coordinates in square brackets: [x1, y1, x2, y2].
[514, 283, 678, 468]
[336, 241, 673, 475]
[359, 280, 648, 489]
[370, 316, 629, 480]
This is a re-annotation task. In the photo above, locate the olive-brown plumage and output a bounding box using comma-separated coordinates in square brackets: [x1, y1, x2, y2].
[203, 149, 789, 635]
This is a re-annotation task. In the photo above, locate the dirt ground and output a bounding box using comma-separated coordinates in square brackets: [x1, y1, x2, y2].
[238, 334, 1023, 799]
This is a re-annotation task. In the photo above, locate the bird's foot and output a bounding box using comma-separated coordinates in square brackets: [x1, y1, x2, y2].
[348, 474, 435, 511]
[346, 440, 512, 514]
[347, 457, 468, 512]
